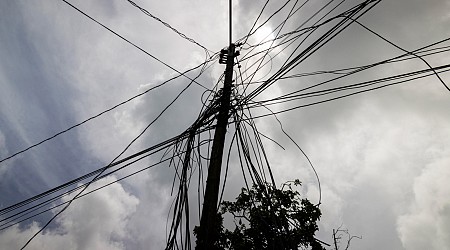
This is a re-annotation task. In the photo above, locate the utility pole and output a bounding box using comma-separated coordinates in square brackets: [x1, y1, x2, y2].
[196, 1, 234, 248]
[196, 43, 236, 250]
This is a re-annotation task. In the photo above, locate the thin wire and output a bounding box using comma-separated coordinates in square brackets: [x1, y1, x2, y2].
[236, 0, 348, 88]
[246, 0, 300, 88]
[125, 0, 212, 54]
[61, 0, 209, 90]
[275, 36, 450, 101]
[353, 19, 450, 92]
[2, 139, 213, 231]
[0, 127, 211, 221]
[278, 44, 450, 79]
[242, 67, 450, 121]
[0, 61, 210, 165]
[243, 0, 381, 102]
[20, 55, 208, 249]
[252, 63, 450, 107]
[238, 0, 270, 46]
[240, 1, 356, 100]
[263, 105, 321, 205]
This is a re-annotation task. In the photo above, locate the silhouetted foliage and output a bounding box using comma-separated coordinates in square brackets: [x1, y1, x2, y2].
[195, 180, 325, 250]
[332, 226, 361, 250]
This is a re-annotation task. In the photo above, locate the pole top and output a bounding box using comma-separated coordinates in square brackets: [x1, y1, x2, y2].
[229, 0, 232, 46]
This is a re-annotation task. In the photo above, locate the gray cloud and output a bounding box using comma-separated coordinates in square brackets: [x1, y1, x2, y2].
[397, 157, 450, 250]
[0, 176, 138, 250]
[1, 0, 450, 249]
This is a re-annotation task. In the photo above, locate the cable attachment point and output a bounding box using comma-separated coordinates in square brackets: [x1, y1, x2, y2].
[219, 45, 239, 65]
[219, 49, 229, 64]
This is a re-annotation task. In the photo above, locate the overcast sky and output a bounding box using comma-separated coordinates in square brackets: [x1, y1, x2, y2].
[1, 0, 450, 249]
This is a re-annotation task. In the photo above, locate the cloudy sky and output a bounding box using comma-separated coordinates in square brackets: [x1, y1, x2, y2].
[1, 0, 450, 249]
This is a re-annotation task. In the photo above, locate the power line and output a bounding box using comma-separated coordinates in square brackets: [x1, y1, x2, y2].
[61, 0, 209, 90]
[2, 87, 221, 230]
[20, 49, 210, 250]
[245, 0, 301, 88]
[352, 19, 450, 92]
[125, 0, 212, 55]
[251, 63, 450, 108]
[235, 0, 350, 88]
[241, 65, 450, 121]
[1, 138, 214, 231]
[0, 59, 214, 165]
[260, 104, 322, 205]
[275, 36, 450, 101]
[277, 44, 450, 80]
[242, 0, 382, 102]
[235, 0, 365, 100]
[0, 129, 194, 218]
[237, 0, 270, 46]
[1, 132, 215, 231]
[8, 55, 218, 248]
[10, 1, 450, 249]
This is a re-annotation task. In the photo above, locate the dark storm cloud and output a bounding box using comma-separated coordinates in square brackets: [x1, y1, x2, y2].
[0, 2, 100, 211]
[1, 1, 450, 249]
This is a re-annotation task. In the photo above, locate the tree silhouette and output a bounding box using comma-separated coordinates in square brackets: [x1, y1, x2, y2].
[195, 180, 325, 250]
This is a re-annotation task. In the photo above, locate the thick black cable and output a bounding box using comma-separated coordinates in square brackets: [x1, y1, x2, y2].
[238, 0, 345, 83]
[0, 127, 215, 222]
[238, 0, 270, 46]
[242, 67, 450, 121]
[2, 139, 213, 231]
[239, 0, 312, 62]
[246, 0, 300, 88]
[278, 45, 450, 79]
[20, 52, 206, 249]
[244, 0, 381, 102]
[0, 56, 213, 165]
[253, 63, 450, 107]
[238, 0, 358, 99]
[3, 49, 215, 226]
[273, 37, 450, 101]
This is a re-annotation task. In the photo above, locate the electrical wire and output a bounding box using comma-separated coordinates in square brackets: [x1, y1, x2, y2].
[20, 48, 210, 249]
[241, 66, 450, 121]
[11, 1, 450, 249]
[1, 137, 214, 231]
[235, 0, 359, 97]
[352, 19, 450, 92]
[125, 0, 212, 55]
[0, 59, 213, 165]
[0, 126, 212, 225]
[242, 0, 382, 103]
[237, 0, 270, 46]
[249, 63, 450, 108]
[61, 0, 209, 90]
[273, 36, 450, 102]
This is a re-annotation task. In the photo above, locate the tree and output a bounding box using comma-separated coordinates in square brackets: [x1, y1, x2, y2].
[195, 180, 325, 250]
[332, 226, 361, 250]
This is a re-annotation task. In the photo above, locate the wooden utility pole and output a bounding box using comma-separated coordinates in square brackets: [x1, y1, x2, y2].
[196, 1, 234, 248]
[196, 43, 235, 250]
